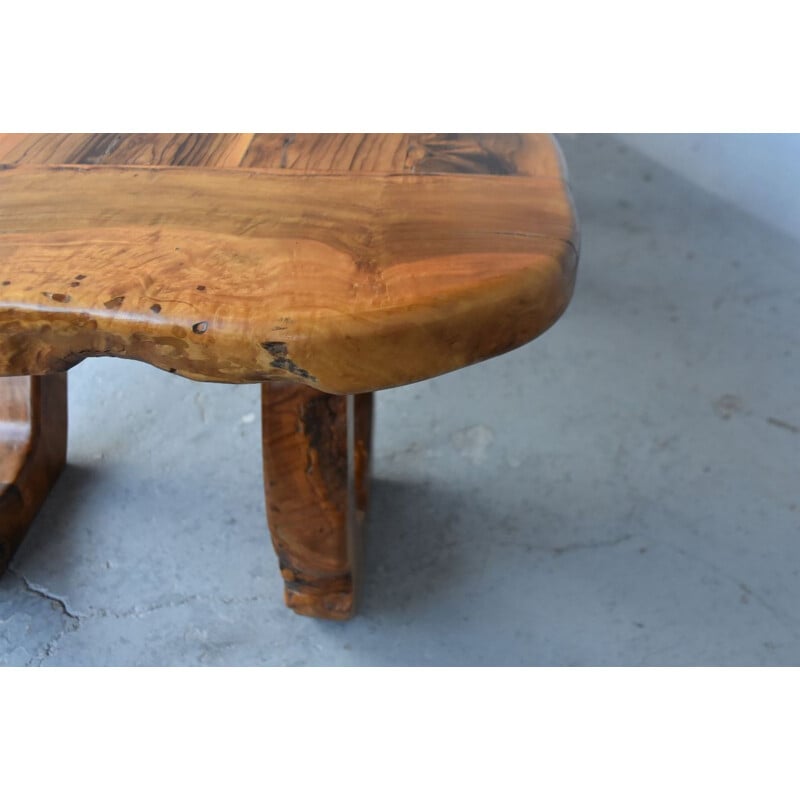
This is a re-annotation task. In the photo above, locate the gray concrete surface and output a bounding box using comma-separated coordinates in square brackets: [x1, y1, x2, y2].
[616, 134, 800, 243]
[1, 134, 798, 665]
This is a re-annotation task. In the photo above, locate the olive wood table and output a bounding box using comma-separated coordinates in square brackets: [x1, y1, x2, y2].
[0, 133, 579, 620]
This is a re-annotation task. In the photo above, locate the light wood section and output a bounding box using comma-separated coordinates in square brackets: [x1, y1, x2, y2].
[0, 164, 576, 394]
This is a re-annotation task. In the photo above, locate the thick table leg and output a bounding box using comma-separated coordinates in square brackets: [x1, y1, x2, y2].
[261, 382, 373, 620]
[0, 374, 68, 573]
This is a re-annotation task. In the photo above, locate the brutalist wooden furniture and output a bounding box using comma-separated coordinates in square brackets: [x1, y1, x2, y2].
[0, 134, 579, 620]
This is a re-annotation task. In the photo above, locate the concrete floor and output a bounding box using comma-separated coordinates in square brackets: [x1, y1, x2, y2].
[1, 134, 798, 665]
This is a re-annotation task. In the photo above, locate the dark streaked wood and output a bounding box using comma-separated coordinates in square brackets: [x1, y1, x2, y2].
[0, 133, 566, 177]
[261, 383, 372, 620]
[0, 133, 254, 168]
[238, 133, 566, 177]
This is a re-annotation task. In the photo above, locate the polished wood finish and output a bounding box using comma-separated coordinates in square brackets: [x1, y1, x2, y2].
[0, 134, 578, 619]
[262, 385, 372, 619]
[238, 133, 566, 176]
[0, 133, 564, 176]
[0, 165, 576, 393]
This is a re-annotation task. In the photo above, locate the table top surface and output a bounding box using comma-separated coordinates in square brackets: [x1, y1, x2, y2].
[0, 134, 578, 394]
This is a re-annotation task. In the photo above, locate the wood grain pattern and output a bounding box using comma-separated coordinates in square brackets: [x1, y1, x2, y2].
[0, 133, 565, 177]
[0, 133, 579, 619]
[0, 133, 255, 169]
[0, 164, 576, 393]
[239, 133, 565, 177]
[248, 135, 383, 619]
[0, 373, 67, 572]
[262, 384, 372, 619]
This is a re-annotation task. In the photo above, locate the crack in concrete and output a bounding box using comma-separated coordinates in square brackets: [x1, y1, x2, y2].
[8, 565, 270, 630]
[487, 531, 636, 556]
[8, 567, 83, 621]
[662, 541, 800, 641]
[550, 532, 635, 556]
[90, 592, 271, 621]
[6, 577, 272, 665]
[767, 416, 800, 435]
[27, 623, 80, 667]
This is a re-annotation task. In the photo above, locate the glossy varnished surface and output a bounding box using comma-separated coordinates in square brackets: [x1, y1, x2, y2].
[0, 133, 578, 619]
[0, 134, 578, 394]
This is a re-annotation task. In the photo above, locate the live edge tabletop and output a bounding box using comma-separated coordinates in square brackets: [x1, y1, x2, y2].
[0, 134, 579, 620]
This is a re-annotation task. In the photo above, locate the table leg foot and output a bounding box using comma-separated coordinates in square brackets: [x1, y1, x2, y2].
[0, 374, 68, 573]
[261, 383, 373, 620]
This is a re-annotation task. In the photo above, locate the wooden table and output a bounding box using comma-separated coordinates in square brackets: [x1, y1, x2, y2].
[0, 134, 579, 619]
